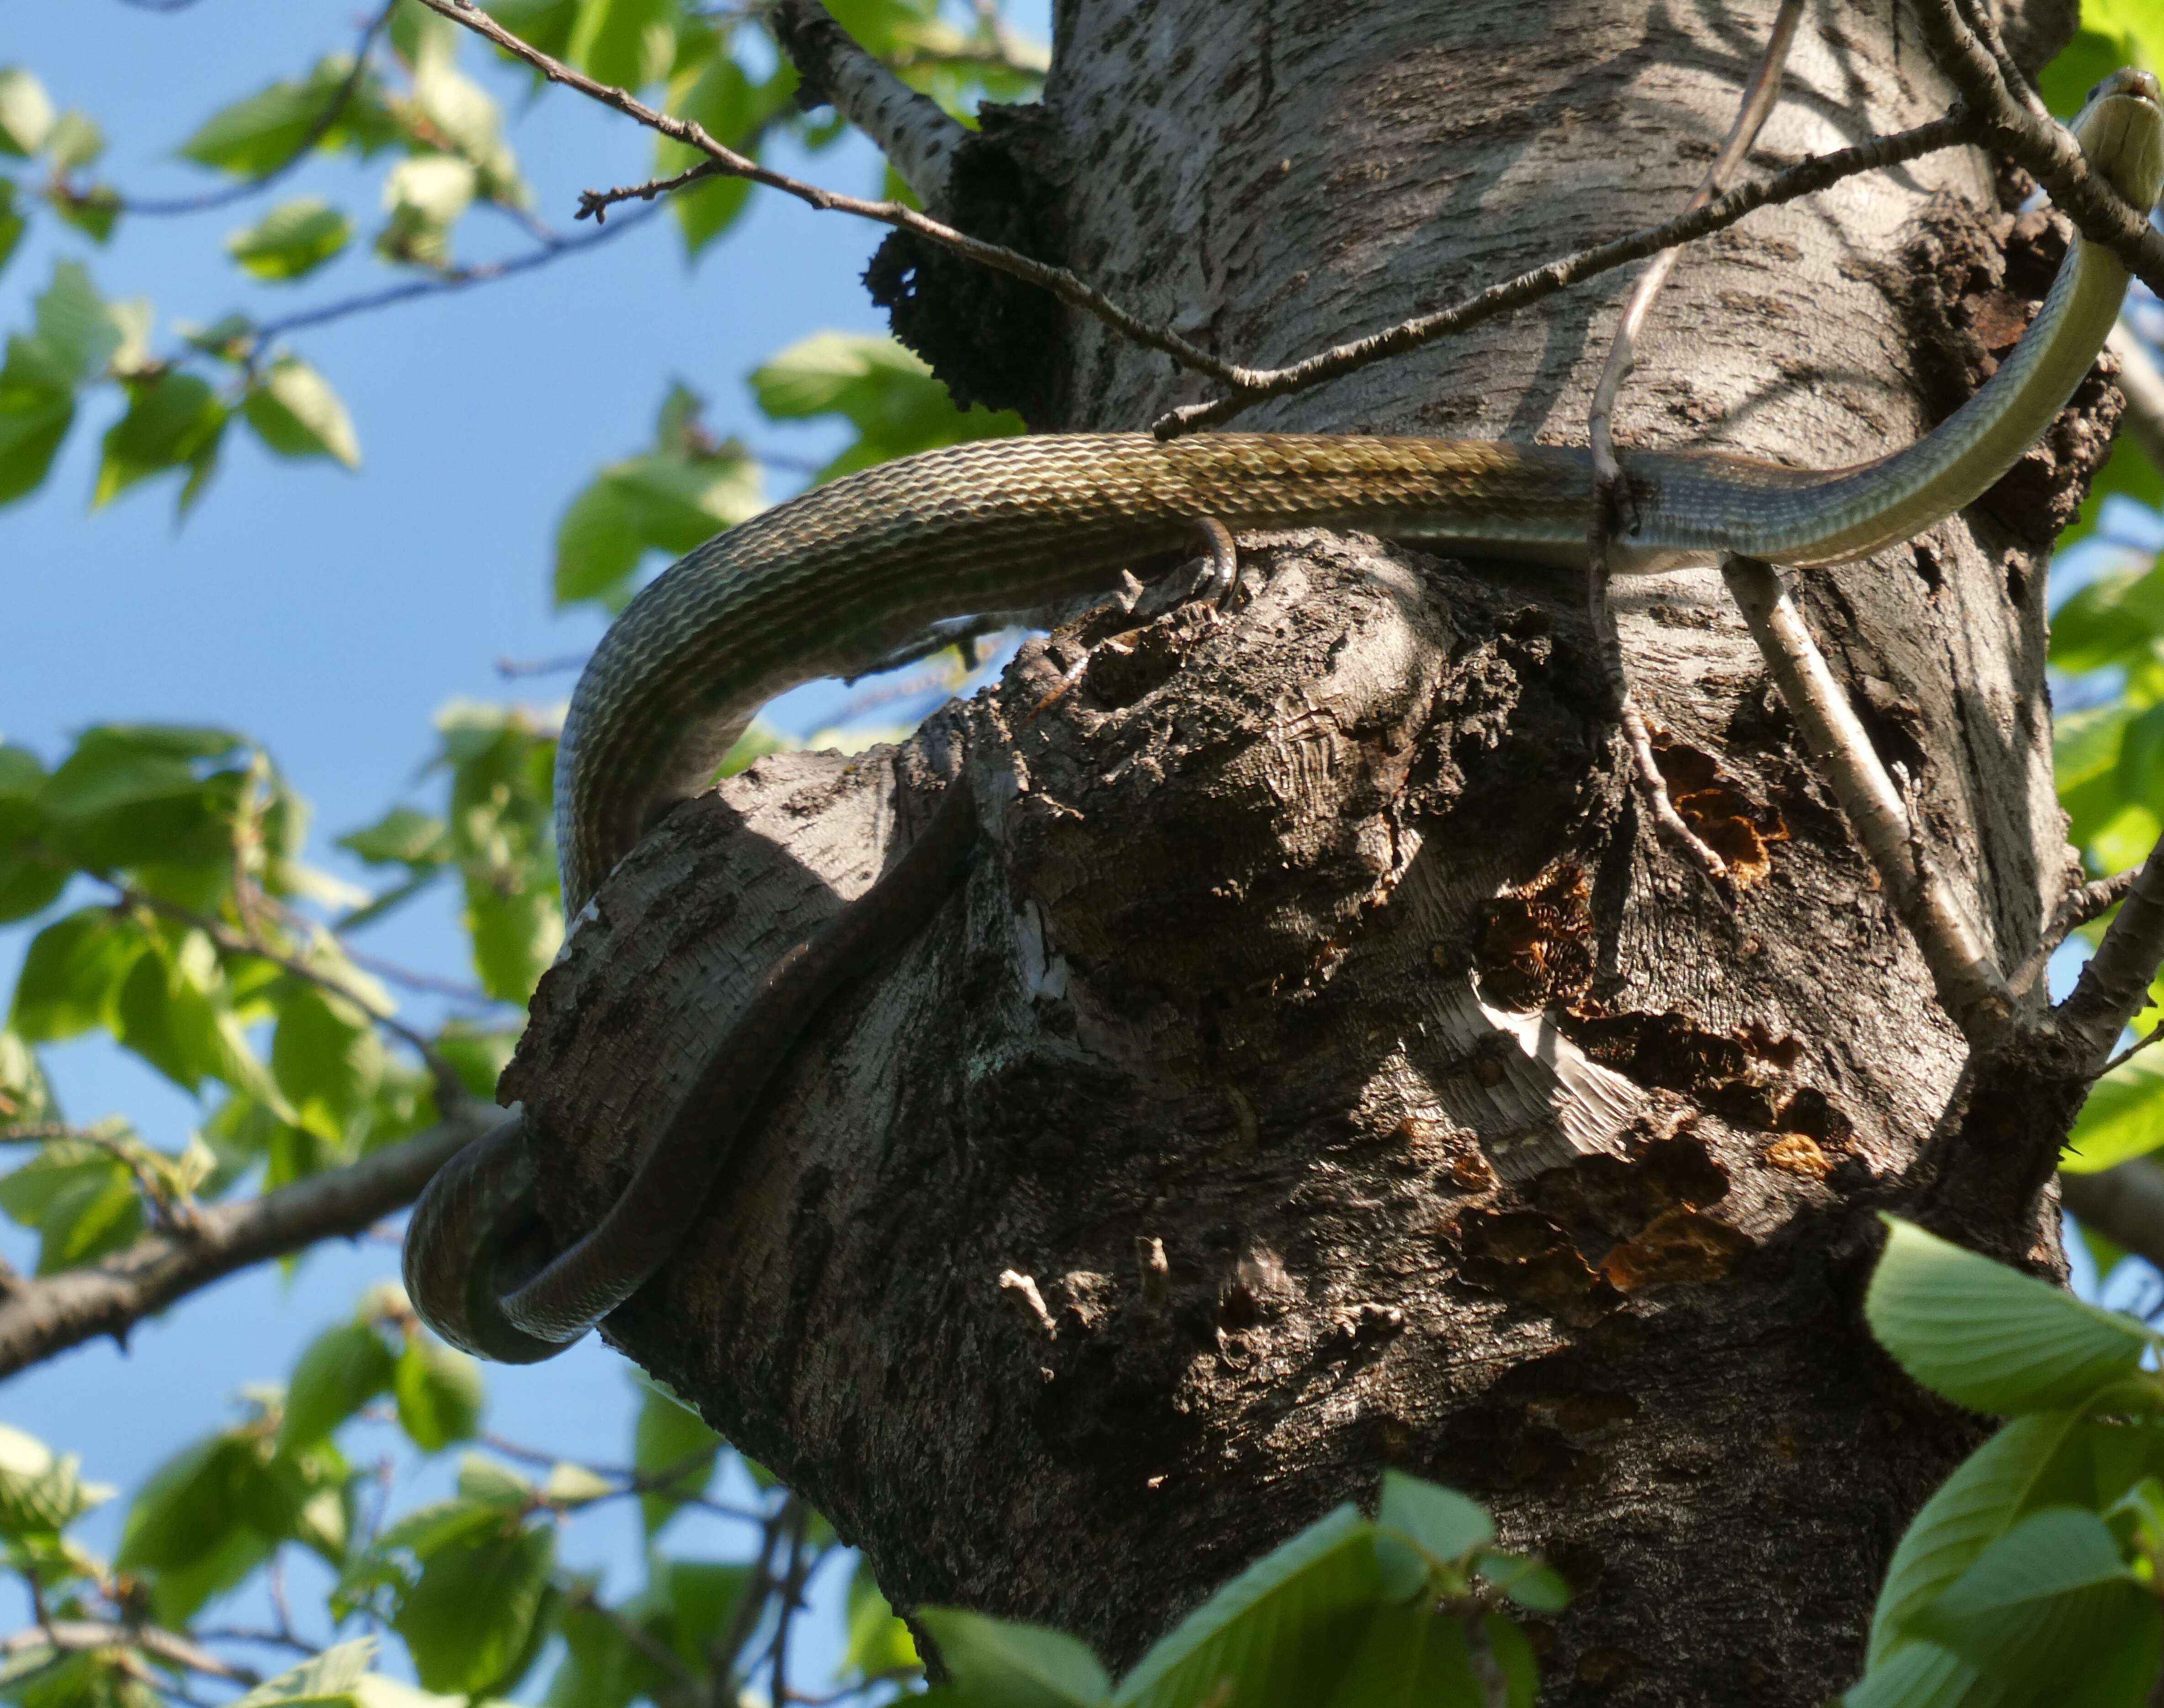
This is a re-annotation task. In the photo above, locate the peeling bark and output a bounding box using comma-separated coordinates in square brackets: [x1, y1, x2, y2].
[498, 0, 2108, 1701]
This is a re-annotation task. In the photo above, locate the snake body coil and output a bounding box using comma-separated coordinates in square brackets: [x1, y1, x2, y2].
[407, 73, 2164, 1362]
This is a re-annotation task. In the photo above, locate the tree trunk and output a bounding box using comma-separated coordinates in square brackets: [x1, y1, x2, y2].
[499, 0, 2111, 1700]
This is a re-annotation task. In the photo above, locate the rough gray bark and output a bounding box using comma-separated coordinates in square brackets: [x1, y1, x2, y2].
[497, 0, 2114, 1701]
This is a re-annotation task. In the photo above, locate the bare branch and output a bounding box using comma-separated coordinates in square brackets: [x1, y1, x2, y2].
[0, 1108, 500, 1379]
[2057, 832, 2164, 1066]
[1911, 0, 2164, 303]
[1720, 556, 2013, 1041]
[121, 2, 396, 217]
[1150, 115, 1976, 437]
[2011, 865, 2142, 996]
[413, 0, 1246, 389]
[771, 0, 970, 207]
[0, 1622, 261, 1686]
[251, 202, 662, 344]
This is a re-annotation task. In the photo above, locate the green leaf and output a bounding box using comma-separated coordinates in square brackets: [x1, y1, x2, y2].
[1111, 1506, 1382, 1708]
[228, 1638, 378, 1708]
[1842, 1641, 1992, 1708]
[0, 68, 54, 156]
[917, 1608, 1111, 1708]
[179, 56, 393, 174]
[750, 331, 1022, 481]
[552, 384, 763, 610]
[340, 806, 449, 867]
[845, 1558, 922, 1680]
[44, 111, 102, 171]
[2052, 558, 2164, 675]
[541, 1463, 614, 1510]
[272, 982, 384, 1142]
[1909, 1507, 2148, 1695]
[31, 261, 124, 384]
[0, 1029, 58, 1126]
[486, 0, 583, 59]
[1319, 1602, 1504, 1708]
[228, 198, 354, 283]
[1869, 1410, 2100, 1667]
[51, 182, 121, 245]
[632, 1376, 721, 1534]
[336, 1496, 503, 1615]
[118, 1433, 251, 1575]
[392, 1519, 556, 1695]
[94, 371, 227, 511]
[0, 1423, 113, 1537]
[457, 1454, 533, 1510]
[377, 154, 476, 266]
[467, 882, 559, 1006]
[243, 356, 360, 467]
[393, 1335, 484, 1451]
[654, 1559, 750, 1666]
[10, 911, 148, 1042]
[0, 180, 25, 281]
[1864, 1218, 2153, 1414]
[281, 1321, 396, 1448]
[1376, 1472, 1493, 1565]
[2064, 1052, 2164, 1173]
[0, 1140, 143, 1273]
[1475, 1551, 1569, 1613]
[566, 0, 679, 89]
[0, 381, 73, 506]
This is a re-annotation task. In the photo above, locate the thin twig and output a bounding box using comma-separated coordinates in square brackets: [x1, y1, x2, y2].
[1911, 0, 2164, 304]
[765, 1500, 813, 1708]
[251, 201, 663, 344]
[412, 0, 1246, 388]
[2057, 830, 2164, 1066]
[2011, 865, 2142, 996]
[1583, 0, 1803, 891]
[0, 1106, 500, 1378]
[122, 2, 396, 216]
[1150, 114, 1976, 437]
[565, 1583, 702, 1708]
[1721, 556, 2012, 1041]
[2097, 1023, 2164, 1078]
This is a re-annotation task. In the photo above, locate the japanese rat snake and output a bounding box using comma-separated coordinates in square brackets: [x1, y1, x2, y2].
[405, 71, 2164, 1362]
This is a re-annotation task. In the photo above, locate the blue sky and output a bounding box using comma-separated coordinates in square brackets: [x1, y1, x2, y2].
[0, 0, 1043, 1681]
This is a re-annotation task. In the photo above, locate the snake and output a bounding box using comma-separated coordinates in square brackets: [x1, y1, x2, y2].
[404, 70, 2164, 1363]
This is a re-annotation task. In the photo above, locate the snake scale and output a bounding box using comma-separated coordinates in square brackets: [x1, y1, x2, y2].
[405, 71, 2164, 1363]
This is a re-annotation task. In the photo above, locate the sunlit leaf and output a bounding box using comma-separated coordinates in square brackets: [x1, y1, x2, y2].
[1111, 1505, 1381, 1708]
[0, 1423, 114, 1537]
[2064, 1053, 2164, 1173]
[1864, 1218, 2153, 1414]
[393, 1335, 484, 1452]
[393, 1518, 556, 1695]
[179, 55, 394, 175]
[916, 1607, 1110, 1708]
[751, 331, 1021, 481]
[244, 356, 360, 467]
[0, 68, 55, 157]
[281, 1321, 397, 1449]
[228, 198, 354, 282]
[95, 371, 227, 511]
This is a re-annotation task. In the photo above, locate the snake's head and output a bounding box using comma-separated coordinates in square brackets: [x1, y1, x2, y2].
[2074, 66, 2164, 212]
